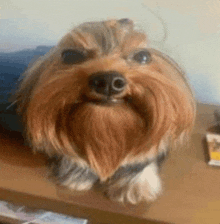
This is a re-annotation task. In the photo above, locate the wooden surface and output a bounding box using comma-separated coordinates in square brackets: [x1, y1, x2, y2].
[0, 103, 220, 224]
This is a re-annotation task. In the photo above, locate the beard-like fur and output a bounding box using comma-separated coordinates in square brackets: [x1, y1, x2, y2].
[15, 19, 196, 204]
[19, 62, 194, 180]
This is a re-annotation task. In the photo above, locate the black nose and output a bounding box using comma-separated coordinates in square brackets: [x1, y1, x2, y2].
[89, 71, 126, 96]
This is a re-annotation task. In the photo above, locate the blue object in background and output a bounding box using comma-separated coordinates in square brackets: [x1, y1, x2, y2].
[0, 46, 52, 132]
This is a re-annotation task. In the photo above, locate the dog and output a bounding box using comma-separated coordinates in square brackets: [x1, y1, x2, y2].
[15, 18, 195, 204]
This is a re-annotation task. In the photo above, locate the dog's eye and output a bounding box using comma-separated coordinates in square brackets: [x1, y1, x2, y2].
[62, 49, 87, 64]
[133, 50, 151, 64]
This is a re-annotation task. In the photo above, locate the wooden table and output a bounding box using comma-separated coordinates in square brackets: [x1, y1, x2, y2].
[0, 103, 220, 224]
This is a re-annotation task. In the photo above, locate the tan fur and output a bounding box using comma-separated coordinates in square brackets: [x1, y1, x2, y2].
[16, 19, 195, 201]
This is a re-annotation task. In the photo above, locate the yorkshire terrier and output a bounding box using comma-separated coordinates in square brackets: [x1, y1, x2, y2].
[15, 18, 195, 204]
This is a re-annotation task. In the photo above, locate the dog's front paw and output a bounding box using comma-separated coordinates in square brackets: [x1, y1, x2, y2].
[49, 156, 99, 191]
[105, 162, 162, 204]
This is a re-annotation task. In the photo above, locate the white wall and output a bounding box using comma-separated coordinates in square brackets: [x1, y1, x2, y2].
[1, 0, 220, 105]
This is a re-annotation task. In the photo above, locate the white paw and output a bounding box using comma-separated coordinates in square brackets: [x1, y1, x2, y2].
[106, 162, 162, 204]
[64, 179, 94, 191]
[139, 162, 162, 201]
[51, 157, 98, 191]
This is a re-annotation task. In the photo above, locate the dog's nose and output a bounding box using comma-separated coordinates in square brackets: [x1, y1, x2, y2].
[89, 71, 126, 96]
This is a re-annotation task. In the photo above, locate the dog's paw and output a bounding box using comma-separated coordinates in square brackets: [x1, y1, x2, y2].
[63, 176, 95, 191]
[49, 156, 99, 191]
[105, 162, 162, 204]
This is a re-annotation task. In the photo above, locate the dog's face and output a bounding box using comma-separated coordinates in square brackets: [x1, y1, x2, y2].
[17, 19, 195, 180]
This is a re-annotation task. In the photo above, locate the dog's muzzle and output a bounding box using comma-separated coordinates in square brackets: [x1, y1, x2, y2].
[89, 71, 126, 97]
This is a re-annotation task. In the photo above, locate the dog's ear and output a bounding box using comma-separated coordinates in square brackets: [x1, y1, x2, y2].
[16, 48, 57, 115]
[149, 49, 193, 95]
[149, 49, 196, 141]
[16, 58, 44, 115]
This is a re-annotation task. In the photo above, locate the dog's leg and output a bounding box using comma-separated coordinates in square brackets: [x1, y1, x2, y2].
[104, 161, 162, 204]
[49, 156, 99, 191]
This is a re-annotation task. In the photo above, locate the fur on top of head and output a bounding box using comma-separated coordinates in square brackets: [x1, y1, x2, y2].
[16, 19, 195, 180]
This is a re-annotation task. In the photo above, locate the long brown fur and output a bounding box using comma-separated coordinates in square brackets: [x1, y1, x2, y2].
[16, 19, 195, 185]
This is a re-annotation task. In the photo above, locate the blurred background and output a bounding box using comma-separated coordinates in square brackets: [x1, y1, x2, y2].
[0, 0, 220, 105]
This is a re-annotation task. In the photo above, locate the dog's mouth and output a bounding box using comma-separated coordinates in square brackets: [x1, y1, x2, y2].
[75, 95, 131, 106]
[83, 95, 128, 105]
